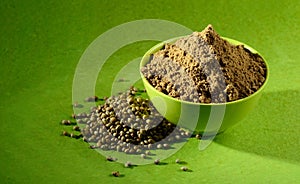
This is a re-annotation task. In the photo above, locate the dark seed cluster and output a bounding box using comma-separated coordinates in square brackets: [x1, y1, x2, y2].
[60, 86, 194, 176]
[78, 88, 190, 154]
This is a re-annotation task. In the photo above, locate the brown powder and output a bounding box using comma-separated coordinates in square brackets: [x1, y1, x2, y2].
[141, 25, 267, 103]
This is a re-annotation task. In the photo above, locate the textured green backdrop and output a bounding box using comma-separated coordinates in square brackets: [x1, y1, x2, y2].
[0, 0, 299, 183]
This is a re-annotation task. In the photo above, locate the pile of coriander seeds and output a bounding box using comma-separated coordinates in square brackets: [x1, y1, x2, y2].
[63, 87, 191, 155]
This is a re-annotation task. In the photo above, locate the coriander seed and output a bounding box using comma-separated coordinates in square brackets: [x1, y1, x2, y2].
[157, 144, 162, 149]
[73, 126, 80, 131]
[62, 131, 70, 137]
[73, 102, 82, 108]
[106, 156, 115, 162]
[112, 171, 120, 177]
[124, 161, 132, 168]
[181, 166, 188, 171]
[140, 154, 146, 159]
[61, 120, 71, 125]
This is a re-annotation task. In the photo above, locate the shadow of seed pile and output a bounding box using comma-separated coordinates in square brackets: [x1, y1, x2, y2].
[141, 24, 267, 103]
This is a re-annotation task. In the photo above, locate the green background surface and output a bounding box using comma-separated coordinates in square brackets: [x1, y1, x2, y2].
[0, 0, 299, 183]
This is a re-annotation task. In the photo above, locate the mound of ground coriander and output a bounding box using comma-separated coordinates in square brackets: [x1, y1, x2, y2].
[141, 25, 267, 103]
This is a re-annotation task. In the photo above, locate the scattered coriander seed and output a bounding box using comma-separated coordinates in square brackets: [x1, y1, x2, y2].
[124, 161, 132, 168]
[157, 144, 162, 149]
[184, 131, 190, 137]
[71, 114, 76, 119]
[70, 133, 75, 138]
[118, 78, 125, 82]
[90, 106, 97, 112]
[62, 131, 70, 137]
[163, 143, 169, 149]
[85, 96, 99, 102]
[142, 115, 148, 119]
[82, 137, 88, 142]
[73, 102, 83, 108]
[140, 154, 146, 159]
[112, 171, 120, 177]
[73, 126, 80, 131]
[89, 145, 96, 149]
[154, 159, 160, 165]
[106, 156, 116, 162]
[77, 119, 83, 124]
[93, 96, 99, 101]
[181, 166, 188, 171]
[73, 102, 78, 108]
[74, 88, 188, 155]
[134, 148, 140, 153]
[148, 144, 153, 149]
[61, 120, 71, 125]
[195, 134, 201, 139]
[136, 97, 142, 103]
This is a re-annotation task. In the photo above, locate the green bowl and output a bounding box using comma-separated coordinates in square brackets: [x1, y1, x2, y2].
[140, 37, 269, 135]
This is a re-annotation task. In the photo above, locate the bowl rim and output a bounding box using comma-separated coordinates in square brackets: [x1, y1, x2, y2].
[139, 36, 269, 106]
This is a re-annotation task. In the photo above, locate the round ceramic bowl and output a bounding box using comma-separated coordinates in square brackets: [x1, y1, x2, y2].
[140, 37, 269, 135]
